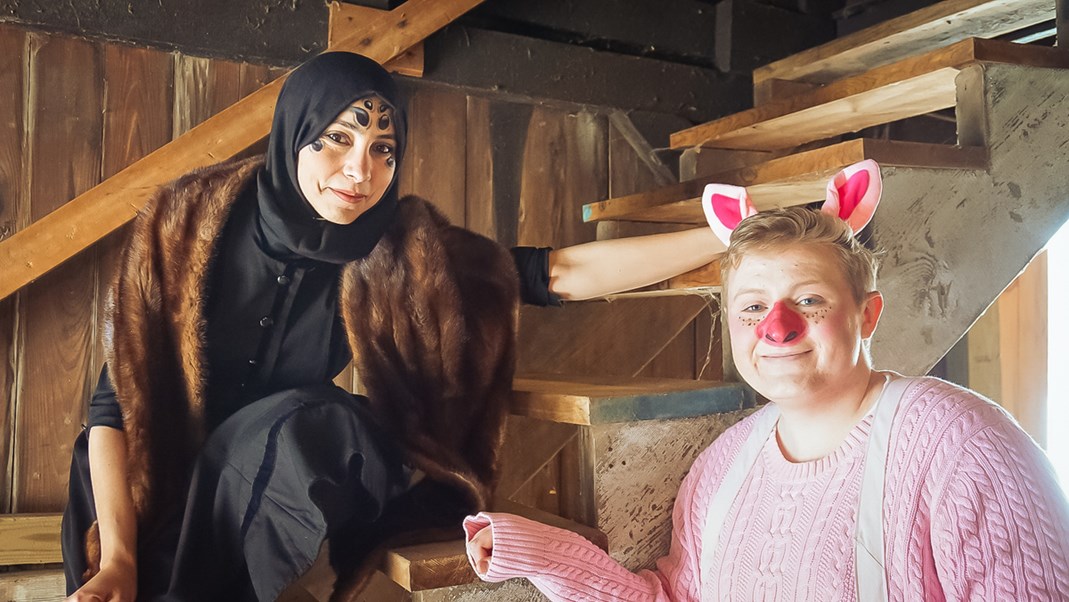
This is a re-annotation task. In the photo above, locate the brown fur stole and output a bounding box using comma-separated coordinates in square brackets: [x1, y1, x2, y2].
[95, 156, 517, 586]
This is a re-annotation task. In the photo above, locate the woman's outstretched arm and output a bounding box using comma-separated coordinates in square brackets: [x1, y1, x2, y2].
[66, 426, 138, 602]
[547, 227, 724, 301]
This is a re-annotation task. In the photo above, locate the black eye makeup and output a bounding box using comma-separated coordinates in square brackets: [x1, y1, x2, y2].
[349, 97, 396, 134]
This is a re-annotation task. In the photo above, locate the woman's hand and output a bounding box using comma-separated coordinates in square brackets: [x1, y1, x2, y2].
[64, 561, 137, 602]
[467, 525, 494, 575]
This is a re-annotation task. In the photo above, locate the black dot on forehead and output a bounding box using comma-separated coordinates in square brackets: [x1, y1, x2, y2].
[352, 107, 370, 128]
[378, 114, 390, 130]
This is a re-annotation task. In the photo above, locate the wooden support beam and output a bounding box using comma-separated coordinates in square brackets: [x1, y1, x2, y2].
[0, 514, 62, 566]
[584, 139, 988, 224]
[0, 0, 485, 302]
[753, 0, 1054, 88]
[510, 374, 753, 426]
[328, 2, 424, 77]
[672, 38, 1069, 151]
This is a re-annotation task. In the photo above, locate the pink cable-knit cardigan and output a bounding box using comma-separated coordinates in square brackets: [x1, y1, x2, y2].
[464, 378, 1069, 601]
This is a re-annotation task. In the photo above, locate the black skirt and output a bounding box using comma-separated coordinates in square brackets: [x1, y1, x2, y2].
[62, 384, 413, 601]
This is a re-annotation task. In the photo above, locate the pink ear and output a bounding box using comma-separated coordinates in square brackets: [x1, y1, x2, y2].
[821, 159, 881, 232]
[702, 183, 757, 246]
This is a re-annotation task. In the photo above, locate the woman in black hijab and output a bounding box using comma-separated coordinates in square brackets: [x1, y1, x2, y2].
[62, 52, 438, 602]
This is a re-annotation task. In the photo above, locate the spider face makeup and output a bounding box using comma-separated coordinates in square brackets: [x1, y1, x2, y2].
[296, 95, 398, 225]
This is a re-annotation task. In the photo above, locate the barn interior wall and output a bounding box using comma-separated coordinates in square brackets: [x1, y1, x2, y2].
[0, 21, 712, 514]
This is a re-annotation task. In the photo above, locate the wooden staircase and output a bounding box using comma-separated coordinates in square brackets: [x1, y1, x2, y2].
[2, 1, 1066, 601]
[584, 7, 1068, 382]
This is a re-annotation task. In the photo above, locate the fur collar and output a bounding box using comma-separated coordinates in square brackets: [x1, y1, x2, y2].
[105, 156, 517, 532]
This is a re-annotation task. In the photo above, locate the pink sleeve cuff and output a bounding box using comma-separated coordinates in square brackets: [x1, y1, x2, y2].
[463, 512, 580, 583]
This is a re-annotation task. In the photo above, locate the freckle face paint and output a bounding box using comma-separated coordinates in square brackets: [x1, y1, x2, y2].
[755, 301, 808, 346]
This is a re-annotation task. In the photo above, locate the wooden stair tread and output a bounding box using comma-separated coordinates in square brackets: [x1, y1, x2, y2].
[0, 513, 62, 566]
[584, 138, 988, 225]
[0, 568, 64, 601]
[671, 38, 1069, 151]
[754, 0, 1054, 89]
[384, 500, 607, 592]
[511, 374, 753, 425]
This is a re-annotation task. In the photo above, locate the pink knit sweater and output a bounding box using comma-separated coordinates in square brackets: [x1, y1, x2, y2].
[464, 378, 1069, 600]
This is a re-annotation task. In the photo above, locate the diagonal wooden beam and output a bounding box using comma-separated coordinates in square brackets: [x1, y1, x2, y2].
[0, 0, 485, 302]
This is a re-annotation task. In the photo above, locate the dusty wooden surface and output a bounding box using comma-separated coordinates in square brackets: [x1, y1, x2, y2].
[328, 3, 425, 78]
[0, 569, 65, 602]
[0, 27, 26, 513]
[15, 33, 103, 512]
[0, 513, 62, 565]
[584, 138, 988, 224]
[871, 64, 1069, 376]
[754, 0, 1054, 88]
[412, 579, 546, 602]
[673, 38, 1069, 151]
[510, 375, 752, 426]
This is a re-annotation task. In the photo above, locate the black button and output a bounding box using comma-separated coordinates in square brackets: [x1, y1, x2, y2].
[259, 316, 274, 328]
[277, 275, 290, 286]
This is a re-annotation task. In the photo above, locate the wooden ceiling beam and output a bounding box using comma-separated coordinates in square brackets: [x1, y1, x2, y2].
[0, 0, 485, 302]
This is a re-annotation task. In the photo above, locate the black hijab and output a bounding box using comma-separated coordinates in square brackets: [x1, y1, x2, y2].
[257, 52, 408, 264]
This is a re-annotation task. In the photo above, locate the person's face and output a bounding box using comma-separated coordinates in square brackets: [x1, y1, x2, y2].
[296, 96, 398, 225]
[725, 243, 883, 405]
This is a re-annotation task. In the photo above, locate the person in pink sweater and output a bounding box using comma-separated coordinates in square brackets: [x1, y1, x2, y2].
[464, 161, 1069, 601]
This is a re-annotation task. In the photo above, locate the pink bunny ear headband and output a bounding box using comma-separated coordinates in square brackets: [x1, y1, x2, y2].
[701, 159, 882, 246]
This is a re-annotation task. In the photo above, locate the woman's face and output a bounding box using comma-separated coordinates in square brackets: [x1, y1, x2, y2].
[296, 96, 398, 225]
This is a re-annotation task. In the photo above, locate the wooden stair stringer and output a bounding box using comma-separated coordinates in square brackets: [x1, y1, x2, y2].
[671, 38, 1069, 151]
[870, 62, 1069, 376]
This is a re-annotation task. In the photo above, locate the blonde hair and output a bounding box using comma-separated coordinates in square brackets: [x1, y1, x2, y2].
[720, 206, 879, 303]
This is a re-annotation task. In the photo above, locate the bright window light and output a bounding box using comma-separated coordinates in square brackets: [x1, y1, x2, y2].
[1048, 219, 1069, 494]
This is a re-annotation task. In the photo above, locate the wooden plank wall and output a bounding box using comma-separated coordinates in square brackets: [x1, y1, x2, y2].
[0, 23, 712, 514]
[0, 24, 288, 512]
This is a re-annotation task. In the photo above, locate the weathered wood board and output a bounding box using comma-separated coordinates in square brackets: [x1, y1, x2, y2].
[15, 33, 103, 512]
[754, 0, 1055, 89]
[0, 24, 27, 513]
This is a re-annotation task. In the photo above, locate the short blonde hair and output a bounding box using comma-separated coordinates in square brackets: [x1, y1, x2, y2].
[720, 206, 879, 303]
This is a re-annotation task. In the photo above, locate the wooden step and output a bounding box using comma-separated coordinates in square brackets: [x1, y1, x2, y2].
[584, 138, 988, 225]
[0, 513, 62, 566]
[753, 0, 1054, 101]
[384, 500, 607, 593]
[0, 569, 64, 602]
[511, 374, 753, 426]
[670, 38, 1069, 151]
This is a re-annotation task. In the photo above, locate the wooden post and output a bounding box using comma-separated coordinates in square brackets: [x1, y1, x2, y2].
[1059, 0, 1068, 48]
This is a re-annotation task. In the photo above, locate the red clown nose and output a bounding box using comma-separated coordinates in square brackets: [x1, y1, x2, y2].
[755, 301, 808, 346]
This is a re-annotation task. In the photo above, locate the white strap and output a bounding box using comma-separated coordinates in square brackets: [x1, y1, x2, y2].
[699, 404, 780, 589]
[855, 375, 915, 602]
